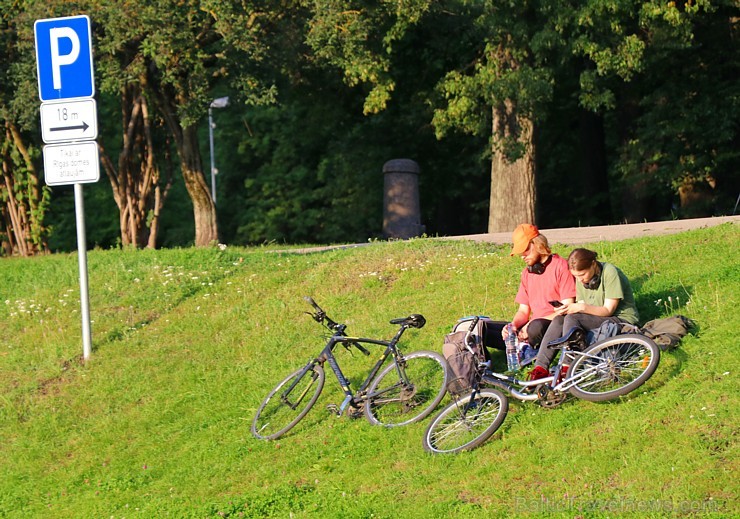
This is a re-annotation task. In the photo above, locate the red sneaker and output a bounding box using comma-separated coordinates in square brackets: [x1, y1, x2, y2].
[527, 365, 550, 381]
[557, 365, 570, 384]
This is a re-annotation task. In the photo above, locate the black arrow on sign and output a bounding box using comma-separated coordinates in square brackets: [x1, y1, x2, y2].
[50, 121, 90, 133]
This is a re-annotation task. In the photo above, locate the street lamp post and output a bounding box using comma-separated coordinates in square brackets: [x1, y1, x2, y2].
[208, 96, 229, 205]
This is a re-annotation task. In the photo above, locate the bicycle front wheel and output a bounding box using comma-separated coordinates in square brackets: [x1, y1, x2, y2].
[568, 334, 660, 402]
[422, 389, 509, 454]
[252, 364, 325, 440]
[364, 350, 448, 427]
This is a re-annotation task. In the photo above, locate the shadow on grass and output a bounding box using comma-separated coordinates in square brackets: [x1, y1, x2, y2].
[634, 282, 696, 323]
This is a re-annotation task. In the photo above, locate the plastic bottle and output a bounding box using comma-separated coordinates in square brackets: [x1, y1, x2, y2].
[505, 323, 520, 371]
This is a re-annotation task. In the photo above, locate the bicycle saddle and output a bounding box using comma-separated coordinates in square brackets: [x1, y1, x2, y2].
[390, 314, 426, 329]
[546, 327, 585, 349]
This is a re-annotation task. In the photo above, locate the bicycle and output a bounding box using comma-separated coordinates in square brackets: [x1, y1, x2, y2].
[422, 317, 661, 454]
[252, 297, 449, 440]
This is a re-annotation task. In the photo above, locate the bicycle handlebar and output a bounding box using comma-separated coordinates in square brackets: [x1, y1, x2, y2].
[304, 296, 370, 356]
[464, 316, 480, 353]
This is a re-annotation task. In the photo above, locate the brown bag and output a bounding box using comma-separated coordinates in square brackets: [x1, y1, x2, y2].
[640, 315, 693, 351]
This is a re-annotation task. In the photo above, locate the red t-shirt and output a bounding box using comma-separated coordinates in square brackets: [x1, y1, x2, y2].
[515, 254, 576, 319]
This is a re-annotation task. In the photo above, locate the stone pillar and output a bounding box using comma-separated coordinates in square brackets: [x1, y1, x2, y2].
[382, 159, 424, 239]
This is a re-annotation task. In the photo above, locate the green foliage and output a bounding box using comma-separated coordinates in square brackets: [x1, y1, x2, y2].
[0, 226, 738, 516]
[305, 0, 433, 114]
[1, 0, 737, 250]
[611, 1, 740, 216]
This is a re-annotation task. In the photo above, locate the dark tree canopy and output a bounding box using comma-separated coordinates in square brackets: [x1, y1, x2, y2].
[1, 0, 737, 253]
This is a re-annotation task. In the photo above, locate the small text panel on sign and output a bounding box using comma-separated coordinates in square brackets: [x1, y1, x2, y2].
[42, 141, 100, 186]
[40, 99, 98, 143]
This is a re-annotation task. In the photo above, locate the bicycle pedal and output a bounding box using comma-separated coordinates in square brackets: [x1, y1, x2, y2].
[345, 406, 364, 419]
[326, 404, 340, 416]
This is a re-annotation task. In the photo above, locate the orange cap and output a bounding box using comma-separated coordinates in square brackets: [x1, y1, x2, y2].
[510, 224, 539, 256]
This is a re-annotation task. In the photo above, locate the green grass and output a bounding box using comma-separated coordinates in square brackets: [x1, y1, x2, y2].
[0, 224, 737, 518]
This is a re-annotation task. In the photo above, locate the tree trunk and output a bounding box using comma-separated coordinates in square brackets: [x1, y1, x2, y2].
[179, 125, 218, 246]
[1, 121, 48, 256]
[99, 86, 170, 248]
[488, 100, 536, 233]
[155, 87, 218, 247]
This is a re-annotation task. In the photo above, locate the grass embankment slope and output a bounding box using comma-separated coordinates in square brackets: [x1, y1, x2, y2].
[0, 224, 737, 518]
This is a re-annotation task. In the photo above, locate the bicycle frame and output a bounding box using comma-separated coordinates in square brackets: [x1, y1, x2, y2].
[481, 344, 600, 402]
[282, 324, 412, 415]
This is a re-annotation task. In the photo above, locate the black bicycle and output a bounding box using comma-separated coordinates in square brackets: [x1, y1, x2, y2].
[423, 318, 661, 454]
[252, 297, 448, 440]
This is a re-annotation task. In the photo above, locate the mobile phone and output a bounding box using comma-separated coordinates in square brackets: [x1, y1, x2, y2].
[549, 300, 563, 308]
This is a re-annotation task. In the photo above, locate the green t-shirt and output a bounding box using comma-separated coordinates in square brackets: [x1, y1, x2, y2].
[576, 262, 640, 325]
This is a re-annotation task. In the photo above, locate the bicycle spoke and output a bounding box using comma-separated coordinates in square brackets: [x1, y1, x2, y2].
[365, 351, 448, 427]
[252, 366, 325, 440]
[569, 334, 660, 402]
[423, 389, 508, 454]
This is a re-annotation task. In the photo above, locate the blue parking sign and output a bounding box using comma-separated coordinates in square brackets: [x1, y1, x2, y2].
[34, 15, 95, 101]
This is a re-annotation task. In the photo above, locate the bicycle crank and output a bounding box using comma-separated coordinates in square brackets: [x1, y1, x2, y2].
[536, 384, 567, 408]
[400, 384, 418, 411]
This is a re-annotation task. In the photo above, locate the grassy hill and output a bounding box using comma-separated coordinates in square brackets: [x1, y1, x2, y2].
[0, 224, 737, 518]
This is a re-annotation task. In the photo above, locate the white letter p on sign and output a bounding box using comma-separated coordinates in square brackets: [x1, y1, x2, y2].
[49, 27, 80, 90]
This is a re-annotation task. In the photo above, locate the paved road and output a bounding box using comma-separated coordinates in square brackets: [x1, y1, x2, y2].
[280, 215, 738, 254]
[444, 215, 739, 246]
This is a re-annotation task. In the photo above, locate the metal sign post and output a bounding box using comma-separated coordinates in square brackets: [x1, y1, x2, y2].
[34, 14, 98, 360]
[74, 184, 93, 359]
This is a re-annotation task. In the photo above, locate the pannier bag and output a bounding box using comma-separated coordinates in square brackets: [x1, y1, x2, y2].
[442, 316, 506, 395]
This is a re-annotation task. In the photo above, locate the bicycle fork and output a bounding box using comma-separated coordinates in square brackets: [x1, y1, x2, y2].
[282, 364, 321, 410]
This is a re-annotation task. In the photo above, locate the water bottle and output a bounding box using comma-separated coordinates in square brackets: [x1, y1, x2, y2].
[505, 324, 520, 371]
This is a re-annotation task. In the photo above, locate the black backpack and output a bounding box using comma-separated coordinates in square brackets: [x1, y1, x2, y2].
[640, 315, 693, 351]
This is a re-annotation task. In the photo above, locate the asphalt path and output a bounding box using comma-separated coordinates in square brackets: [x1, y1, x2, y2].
[282, 215, 738, 254]
[444, 215, 739, 247]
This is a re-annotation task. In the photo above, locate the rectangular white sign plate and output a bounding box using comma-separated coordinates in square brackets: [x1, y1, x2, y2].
[42, 141, 100, 186]
[40, 99, 98, 143]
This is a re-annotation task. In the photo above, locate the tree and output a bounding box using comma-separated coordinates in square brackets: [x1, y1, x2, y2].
[0, 121, 50, 256]
[92, 1, 299, 246]
[88, 1, 221, 246]
[97, 84, 173, 248]
[564, 0, 739, 220]
[305, 1, 556, 232]
[0, 0, 50, 256]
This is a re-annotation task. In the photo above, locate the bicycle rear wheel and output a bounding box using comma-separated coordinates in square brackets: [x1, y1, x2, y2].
[568, 334, 660, 402]
[422, 389, 509, 454]
[364, 350, 448, 427]
[252, 364, 325, 440]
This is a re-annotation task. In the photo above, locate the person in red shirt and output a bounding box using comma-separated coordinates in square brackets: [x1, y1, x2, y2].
[502, 224, 576, 375]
